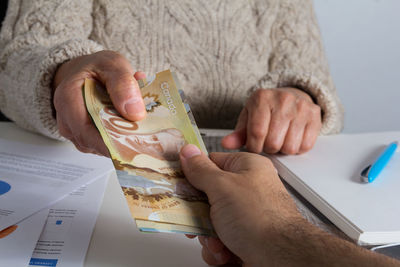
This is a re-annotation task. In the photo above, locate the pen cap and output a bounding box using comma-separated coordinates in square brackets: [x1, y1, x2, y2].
[368, 141, 398, 180]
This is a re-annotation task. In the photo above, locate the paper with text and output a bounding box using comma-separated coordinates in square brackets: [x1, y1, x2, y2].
[29, 175, 109, 267]
[0, 138, 113, 231]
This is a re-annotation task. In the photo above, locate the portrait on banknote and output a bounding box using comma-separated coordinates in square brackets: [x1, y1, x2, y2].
[89, 79, 204, 200]
[84, 70, 214, 235]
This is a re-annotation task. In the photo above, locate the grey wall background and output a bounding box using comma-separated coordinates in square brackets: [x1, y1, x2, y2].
[314, 0, 400, 133]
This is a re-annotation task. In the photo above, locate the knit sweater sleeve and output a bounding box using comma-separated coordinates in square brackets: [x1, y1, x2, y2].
[0, 0, 104, 140]
[255, 0, 344, 134]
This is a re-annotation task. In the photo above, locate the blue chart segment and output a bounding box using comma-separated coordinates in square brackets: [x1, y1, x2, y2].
[30, 258, 58, 266]
[0, 180, 11, 195]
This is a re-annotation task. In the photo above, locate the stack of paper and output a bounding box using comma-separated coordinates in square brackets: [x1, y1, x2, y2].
[0, 123, 113, 266]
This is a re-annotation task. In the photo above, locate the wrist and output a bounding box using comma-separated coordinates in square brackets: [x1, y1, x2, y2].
[282, 87, 314, 103]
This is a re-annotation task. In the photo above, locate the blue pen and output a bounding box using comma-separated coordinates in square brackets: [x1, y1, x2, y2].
[361, 141, 398, 183]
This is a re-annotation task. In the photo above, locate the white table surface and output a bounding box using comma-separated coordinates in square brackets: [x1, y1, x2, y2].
[85, 172, 207, 267]
[0, 122, 207, 267]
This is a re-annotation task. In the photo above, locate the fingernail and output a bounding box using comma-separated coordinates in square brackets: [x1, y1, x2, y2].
[124, 98, 145, 117]
[181, 144, 201, 159]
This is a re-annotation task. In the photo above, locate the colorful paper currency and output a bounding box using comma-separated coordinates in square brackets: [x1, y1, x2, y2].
[84, 70, 213, 236]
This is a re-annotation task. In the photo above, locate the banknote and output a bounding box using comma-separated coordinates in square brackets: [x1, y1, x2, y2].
[135, 219, 215, 236]
[84, 70, 214, 235]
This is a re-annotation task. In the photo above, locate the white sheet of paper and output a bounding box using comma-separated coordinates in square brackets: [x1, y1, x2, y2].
[0, 209, 48, 267]
[0, 137, 113, 231]
[271, 132, 400, 245]
[29, 175, 109, 267]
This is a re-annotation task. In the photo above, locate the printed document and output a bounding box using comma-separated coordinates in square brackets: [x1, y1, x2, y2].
[29, 175, 109, 267]
[0, 138, 113, 231]
[0, 174, 109, 267]
[0, 209, 48, 267]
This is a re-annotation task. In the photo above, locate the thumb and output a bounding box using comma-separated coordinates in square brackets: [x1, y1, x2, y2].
[180, 144, 224, 194]
[103, 70, 146, 122]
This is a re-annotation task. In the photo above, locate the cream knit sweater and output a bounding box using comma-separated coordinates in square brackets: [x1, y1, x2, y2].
[0, 0, 344, 140]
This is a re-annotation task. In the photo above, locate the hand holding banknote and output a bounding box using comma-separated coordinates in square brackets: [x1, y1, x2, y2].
[180, 144, 301, 266]
[181, 146, 400, 267]
[52, 50, 146, 155]
[85, 70, 214, 236]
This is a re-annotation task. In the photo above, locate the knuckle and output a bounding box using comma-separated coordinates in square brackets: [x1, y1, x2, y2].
[283, 146, 298, 155]
[260, 156, 274, 168]
[264, 140, 281, 153]
[249, 125, 266, 140]
[110, 76, 138, 100]
[253, 88, 270, 99]
[252, 88, 264, 99]
[250, 89, 270, 106]
[117, 71, 136, 84]
[279, 91, 296, 106]
[311, 105, 322, 116]
[279, 110, 293, 121]
[300, 141, 313, 153]
[296, 99, 310, 112]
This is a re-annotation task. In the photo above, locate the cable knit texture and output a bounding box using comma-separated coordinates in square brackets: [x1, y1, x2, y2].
[0, 0, 344, 140]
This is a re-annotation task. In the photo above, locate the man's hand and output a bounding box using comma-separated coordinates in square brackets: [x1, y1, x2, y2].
[180, 145, 400, 267]
[53, 50, 146, 156]
[222, 88, 322, 154]
[180, 144, 301, 266]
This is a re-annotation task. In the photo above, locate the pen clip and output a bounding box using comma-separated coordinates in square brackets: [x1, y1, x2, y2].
[360, 165, 371, 183]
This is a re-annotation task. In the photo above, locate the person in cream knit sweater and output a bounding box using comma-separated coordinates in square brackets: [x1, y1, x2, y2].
[0, 0, 343, 156]
[0, 1, 354, 265]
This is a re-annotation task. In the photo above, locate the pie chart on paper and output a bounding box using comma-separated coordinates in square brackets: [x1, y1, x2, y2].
[0, 180, 11, 195]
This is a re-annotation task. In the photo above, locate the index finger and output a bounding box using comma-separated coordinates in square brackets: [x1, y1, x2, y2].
[245, 90, 272, 153]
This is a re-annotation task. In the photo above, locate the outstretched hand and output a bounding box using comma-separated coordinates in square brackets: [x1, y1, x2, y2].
[180, 144, 301, 266]
[181, 145, 400, 267]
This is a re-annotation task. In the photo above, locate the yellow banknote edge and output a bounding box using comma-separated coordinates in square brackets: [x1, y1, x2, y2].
[137, 71, 206, 153]
[84, 70, 213, 234]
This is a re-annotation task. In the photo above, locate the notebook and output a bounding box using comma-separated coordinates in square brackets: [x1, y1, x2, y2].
[269, 132, 400, 245]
